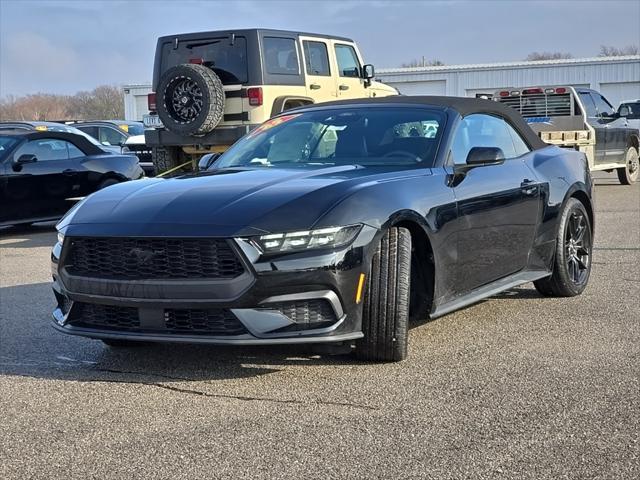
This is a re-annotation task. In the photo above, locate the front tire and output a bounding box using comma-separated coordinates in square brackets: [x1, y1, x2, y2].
[617, 146, 639, 185]
[355, 227, 411, 362]
[534, 198, 592, 297]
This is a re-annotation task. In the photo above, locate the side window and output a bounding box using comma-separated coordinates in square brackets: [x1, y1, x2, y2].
[578, 92, 598, 118]
[263, 37, 299, 75]
[504, 123, 531, 157]
[591, 93, 615, 117]
[450, 114, 518, 164]
[99, 127, 126, 146]
[77, 126, 99, 139]
[15, 139, 71, 161]
[334, 44, 360, 78]
[302, 40, 330, 76]
[67, 142, 85, 159]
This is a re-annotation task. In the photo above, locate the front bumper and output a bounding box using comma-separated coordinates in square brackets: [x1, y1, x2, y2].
[51, 227, 377, 345]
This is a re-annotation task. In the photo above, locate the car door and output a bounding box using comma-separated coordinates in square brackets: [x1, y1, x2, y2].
[5, 138, 81, 221]
[331, 42, 366, 99]
[448, 114, 542, 293]
[591, 92, 628, 164]
[300, 37, 337, 102]
[577, 91, 606, 164]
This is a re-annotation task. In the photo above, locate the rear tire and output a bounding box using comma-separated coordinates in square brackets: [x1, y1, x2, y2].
[152, 146, 183, 174]
[617, 146, 639, 185]
[534, 198, 592, 297]
[355, 227, 411, 362]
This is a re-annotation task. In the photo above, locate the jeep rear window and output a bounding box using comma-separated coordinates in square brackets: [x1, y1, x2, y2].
[161, 36, 248, 84]
[263, 37, 299, 75]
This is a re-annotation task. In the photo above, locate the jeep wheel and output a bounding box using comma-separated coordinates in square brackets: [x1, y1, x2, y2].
[157, 63, 225, 136]
[617, 146, 639, 185]
[152, 146, 183, 174]
[355, 227, 411, 362]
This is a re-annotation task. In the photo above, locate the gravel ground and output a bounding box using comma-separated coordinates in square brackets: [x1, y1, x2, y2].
[0, 173, 638, 479]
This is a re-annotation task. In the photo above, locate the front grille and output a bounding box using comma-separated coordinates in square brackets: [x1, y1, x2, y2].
[265, 299, 337, 332]
[125, 144, 152, 163]
[67, 302, 248, 336]
[165, 309, 247, 335]
[68, 303, 140, 331]
[65, 237, 244, 280]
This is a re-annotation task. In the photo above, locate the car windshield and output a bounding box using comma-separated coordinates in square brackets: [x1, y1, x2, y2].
[619, 102, 640, 119]
[215, 107, 445, 169]
[0, 137, 19, 161]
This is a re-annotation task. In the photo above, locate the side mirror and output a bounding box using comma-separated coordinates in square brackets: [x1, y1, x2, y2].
[619, 106, 630, 117]
[362, 64, 375, 80]
[198, 153, 220, 171]
[455, 147, 505, 172]
[16, 154, 38, 165]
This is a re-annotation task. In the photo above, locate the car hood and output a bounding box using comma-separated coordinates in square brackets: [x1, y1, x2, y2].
[61, 165, 424, 237]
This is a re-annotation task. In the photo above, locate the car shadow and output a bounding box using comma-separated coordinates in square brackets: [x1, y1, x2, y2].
[0, 282, 370, 388]
[0, 222, 57, 248]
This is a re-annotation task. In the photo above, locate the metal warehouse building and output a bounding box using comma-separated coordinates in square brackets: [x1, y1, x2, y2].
[375, 55, 640, 107]
[123, 56, 640, 121]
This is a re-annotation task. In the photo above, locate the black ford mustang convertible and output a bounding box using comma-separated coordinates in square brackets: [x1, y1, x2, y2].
[52, 97, 594, 362]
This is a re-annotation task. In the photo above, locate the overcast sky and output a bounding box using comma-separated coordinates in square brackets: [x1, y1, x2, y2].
[0, 0, 638, 96]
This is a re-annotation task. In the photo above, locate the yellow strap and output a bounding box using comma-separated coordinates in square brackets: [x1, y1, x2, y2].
[156, 161, 192, 178]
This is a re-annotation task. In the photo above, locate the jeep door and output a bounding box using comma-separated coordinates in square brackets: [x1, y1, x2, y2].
[331, 41, 367, 100]
[299, 37, 337, 102]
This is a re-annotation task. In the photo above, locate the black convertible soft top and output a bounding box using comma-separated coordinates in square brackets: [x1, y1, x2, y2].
[296, 95, 547, 150]
[0, 130, 106, 156]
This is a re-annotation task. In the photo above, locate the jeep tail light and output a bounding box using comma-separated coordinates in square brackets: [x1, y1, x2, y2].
[247, 87, 263, 106]
[189, 57, 203, 65]
[147, 92, 157, 111]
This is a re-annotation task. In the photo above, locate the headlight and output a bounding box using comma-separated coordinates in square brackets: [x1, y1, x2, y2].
[250, 225, 362, 254]
[57, 231, 65, 245]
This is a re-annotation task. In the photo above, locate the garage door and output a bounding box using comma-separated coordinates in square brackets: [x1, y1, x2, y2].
[599, 82, 640, 107]
[390, 80, 446, 96]
[134, 95, 150, 121]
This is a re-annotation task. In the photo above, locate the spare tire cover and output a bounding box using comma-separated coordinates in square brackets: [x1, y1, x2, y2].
[157, 63, 225, 136]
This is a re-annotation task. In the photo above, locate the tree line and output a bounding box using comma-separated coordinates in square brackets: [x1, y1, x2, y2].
[0, 85, 124, 122]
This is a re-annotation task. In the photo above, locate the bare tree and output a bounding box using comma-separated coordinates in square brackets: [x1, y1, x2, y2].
[525, 52, 573, 61]
[400, 57, 445, 68]
[0, 85, 124, 121]
[599, 45, 639, 57]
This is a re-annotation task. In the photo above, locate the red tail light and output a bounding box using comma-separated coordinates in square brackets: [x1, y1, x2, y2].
[147, 92, 157, 111]
[189, 57, 203, 64]
[523, 88, 543, 95]
[555, 87, 567, 94]
[247, 87, 263, 106]
[499, 91, 510, 97]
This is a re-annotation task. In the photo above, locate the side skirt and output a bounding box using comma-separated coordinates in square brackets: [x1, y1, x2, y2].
[430, 270, 550, 319]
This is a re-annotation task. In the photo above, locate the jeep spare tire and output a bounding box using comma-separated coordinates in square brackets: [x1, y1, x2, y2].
[157, 64, 225, 136]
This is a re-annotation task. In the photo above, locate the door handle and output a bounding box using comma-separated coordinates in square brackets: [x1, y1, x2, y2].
[309, 83, 321, 90]
[520, 179, 538, 196]
[339, 84, 349, 91]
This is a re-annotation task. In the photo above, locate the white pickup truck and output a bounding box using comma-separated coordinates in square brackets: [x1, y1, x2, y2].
[495, 86, 640, 184]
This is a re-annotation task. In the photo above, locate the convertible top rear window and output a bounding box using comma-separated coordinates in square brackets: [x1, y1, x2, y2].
[216, 107, 445, 169]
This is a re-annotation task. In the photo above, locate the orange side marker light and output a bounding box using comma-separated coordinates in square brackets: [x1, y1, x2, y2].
[355, 273, 366, 304]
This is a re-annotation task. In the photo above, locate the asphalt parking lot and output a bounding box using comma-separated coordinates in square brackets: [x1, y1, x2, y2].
[0, 173, 638, 479]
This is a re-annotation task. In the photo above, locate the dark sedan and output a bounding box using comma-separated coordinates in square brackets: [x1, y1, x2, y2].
[51, 97, 594, 362]
[0, 130, 144, 227]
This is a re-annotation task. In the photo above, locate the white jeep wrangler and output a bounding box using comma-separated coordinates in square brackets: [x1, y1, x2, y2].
[144, 29, 398, 173]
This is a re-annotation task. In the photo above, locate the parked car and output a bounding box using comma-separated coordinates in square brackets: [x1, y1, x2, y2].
[495, 86, 640, 184]
[71, 121, 154, 175]
[143, 28, 398, 173]
[0, 130, 144, 227]
[52, 96, 594, 362]
[0, 121, 122, 154]
[617, 99, 640, 132]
